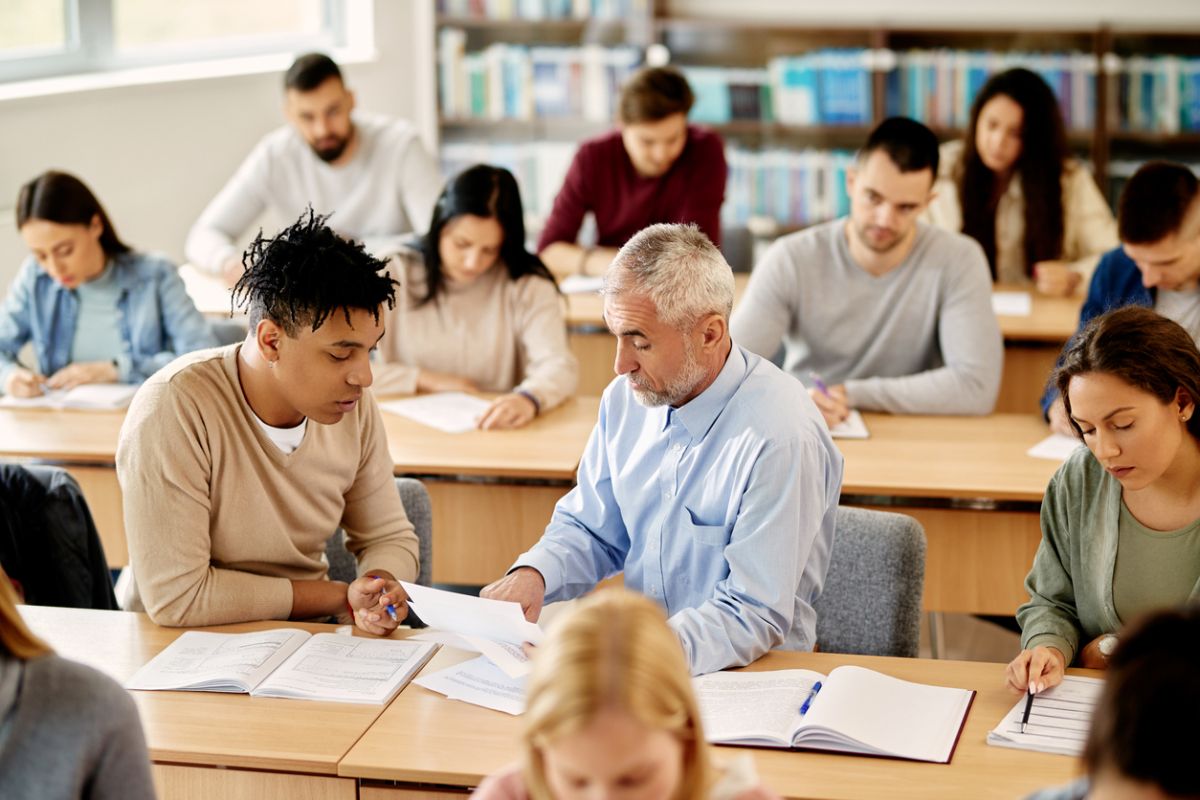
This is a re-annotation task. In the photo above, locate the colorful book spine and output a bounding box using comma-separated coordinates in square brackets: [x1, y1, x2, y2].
[723, 148, 855, 228]
[1112, 55, 1200, 134]
[436, 0, 646, 19]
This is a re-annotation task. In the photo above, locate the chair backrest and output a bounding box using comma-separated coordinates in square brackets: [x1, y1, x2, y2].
[325, 477, 433, 587]
[0, 464, 118, 609]
[813, 506, 926, 658]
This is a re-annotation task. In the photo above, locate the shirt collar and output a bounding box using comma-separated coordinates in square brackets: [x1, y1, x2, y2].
[664, 343, 745, 443]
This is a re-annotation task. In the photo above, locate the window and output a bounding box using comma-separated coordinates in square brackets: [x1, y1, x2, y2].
[0, 0, 351, 84]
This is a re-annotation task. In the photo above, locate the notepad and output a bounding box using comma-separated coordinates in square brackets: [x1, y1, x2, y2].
[125, 628, 438, 704]
[404, 582, 544, 678]
[992, 291, 1033, 317]
[0, 383, 137, 410]
[1026, 433, 1081, 461]
[987, 676, 1103, 756]
[379, 392, 492, 433]
[829, 409, 870, 439]
[693, 665, 975, 763]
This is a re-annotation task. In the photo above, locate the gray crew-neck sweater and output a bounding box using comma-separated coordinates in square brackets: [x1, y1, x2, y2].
[0, 653, 156, 800]
[730, 219, 1002, 415]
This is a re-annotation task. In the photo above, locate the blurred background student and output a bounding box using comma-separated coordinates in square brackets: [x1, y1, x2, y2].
[374, 165, 578, 430]
[0, 170, 216, 398]
[926, 68, 1117, 296]
[1025, 603, 1200, 800]
[1007, 307, 1200, 696]
[471, 589, 779, 800]
[0, 565, 156, 799]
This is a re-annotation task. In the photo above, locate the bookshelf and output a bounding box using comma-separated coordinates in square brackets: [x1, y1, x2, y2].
[433, 2, 1200, 242]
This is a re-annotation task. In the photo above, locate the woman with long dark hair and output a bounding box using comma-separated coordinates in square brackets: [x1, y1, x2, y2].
[1007, 306, 1200, 695]
[0, 170, 216, 397]
[374, 165, 578, 429]
[926, 68, 1117, 296]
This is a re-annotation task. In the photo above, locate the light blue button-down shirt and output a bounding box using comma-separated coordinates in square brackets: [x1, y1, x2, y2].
[514, 343, 844, 675]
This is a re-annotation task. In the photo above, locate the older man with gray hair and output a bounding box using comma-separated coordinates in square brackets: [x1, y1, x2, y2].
[482, 223, 843, 675]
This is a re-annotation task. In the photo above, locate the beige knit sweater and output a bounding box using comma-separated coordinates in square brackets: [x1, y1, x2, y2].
[116, 345, 419, 627]
[372, 250, 579, 410]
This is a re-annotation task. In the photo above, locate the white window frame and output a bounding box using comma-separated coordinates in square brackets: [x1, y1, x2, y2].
[0, 0, 350, 84]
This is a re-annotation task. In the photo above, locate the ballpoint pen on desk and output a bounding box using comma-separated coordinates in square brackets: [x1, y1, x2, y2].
[1019, 688, 1036, 734]
[800, 681, 823, 716]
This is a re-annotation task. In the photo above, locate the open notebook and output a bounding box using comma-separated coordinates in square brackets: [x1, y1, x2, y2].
[125, 628, 438, 704]
[694, 665, 974, 763]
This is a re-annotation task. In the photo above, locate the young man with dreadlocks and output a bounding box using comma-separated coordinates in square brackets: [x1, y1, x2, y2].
[116, 211, 418, 633]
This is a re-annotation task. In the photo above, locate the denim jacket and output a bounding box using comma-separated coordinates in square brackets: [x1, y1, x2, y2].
[0, 251, 218, 389]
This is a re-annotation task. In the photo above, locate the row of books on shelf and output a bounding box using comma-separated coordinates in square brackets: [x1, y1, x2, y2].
[1113, 57, 1200, 134]
[437, 0, 644, 19]
[440, 141, 854, 232]
[439, 29, 640, 120]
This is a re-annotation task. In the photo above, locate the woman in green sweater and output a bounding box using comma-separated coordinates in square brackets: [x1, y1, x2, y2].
[1007, 306, 1200, 694]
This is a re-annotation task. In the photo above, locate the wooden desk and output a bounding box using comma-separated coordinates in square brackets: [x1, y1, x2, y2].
[993, 286, 1081, 415]
[21, 605, 381, 800]
[0, 407, 128, 565]
[842, 413, 1063, 616]
[566, 278, 1082, 412]
[340, 647, 1091, 799]
[381, 396, 598, 585]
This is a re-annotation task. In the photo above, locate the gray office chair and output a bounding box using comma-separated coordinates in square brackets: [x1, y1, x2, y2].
[325, 477, 433, 587]
[813, 506, 926, 657]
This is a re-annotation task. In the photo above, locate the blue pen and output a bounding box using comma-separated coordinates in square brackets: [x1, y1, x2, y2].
[808, 371, 832, 398]
[800, 681, 822, 715]
[367, 575, 399, 622]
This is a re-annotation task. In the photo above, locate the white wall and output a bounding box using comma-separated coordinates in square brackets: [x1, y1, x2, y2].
[0, 0, 435, 291]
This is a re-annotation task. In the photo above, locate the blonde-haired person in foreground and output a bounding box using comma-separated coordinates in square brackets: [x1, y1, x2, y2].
[0, 566, 155, 799]
[472, 589, 781, 800]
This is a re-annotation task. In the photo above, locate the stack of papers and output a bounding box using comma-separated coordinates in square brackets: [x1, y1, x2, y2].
[558, 274, 605, 294]
[403, 582, 543, 715]
[0, 383, 138, 410]
[988, 676, 1103, 756]
[379, 392, 492, 433]
[1026, 434, 1081, 461]
[830, 409, 870, 439]
[992, 291, 1033, 317]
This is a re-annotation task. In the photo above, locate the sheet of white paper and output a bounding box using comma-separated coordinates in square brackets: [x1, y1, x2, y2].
[988, 676, 1103, 756]
[379, 392, 492, 433]
[558, 275, 605, 294]
[1026, 434, 1081, 461]
[402, 583, 544, 649]
[0, 383, 137, 410]
[830, 409, 870, 439]
[992, 291, 1033, 317]
[125, 629, 308, 692]
[409, 630, 532, 678]
[415, 655, 526, 715]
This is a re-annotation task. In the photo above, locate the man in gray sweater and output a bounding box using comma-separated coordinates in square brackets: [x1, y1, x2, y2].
[730, 117, 1002, 427]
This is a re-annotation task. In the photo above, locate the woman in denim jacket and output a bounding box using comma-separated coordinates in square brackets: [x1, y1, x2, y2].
[0, 171, 216, 397]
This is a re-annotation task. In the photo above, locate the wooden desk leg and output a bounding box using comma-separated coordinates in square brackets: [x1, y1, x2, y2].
[998, 343, 1061, 415]
[422, 480, 570, 586]
[568, 332, 616, 397]
[855, 505, 1041, 616]
[153, 765, 355, 800]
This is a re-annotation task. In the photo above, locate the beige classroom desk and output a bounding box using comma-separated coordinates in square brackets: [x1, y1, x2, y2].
[0, 407, 128, 565]
[566, 277, 1082, 412]
[340, 646, 1094, 800]
[20, 605, 385, 800]
[0, 394, 599, 583]
[842, 413, 1064, 616]
[380, 396, 598, 586]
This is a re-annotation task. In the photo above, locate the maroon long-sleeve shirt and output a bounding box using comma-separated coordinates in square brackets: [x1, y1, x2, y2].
[536, 125, 727, 252]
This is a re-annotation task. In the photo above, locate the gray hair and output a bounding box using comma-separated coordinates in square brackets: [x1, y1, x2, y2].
[603, 223, 735, 330]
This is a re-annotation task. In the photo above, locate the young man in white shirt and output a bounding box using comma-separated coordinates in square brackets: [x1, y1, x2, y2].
[185, 53, 442, 285]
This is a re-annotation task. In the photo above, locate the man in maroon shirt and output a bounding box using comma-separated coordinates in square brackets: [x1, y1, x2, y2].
[537, 66, 727, 278]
